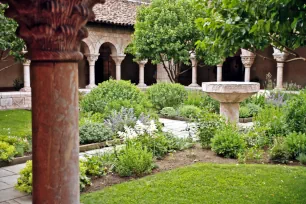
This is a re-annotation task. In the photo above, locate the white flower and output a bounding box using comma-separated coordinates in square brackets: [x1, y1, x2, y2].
[135, 120, 146, 135]
[147, 120, 157, 136]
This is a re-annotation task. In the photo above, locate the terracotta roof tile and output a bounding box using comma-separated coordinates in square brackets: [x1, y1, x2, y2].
[92, 0, 149, 26]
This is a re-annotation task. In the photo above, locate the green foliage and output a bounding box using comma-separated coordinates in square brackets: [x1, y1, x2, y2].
[79, 112, 104, 126]
[195, 0, 306, 63]
[242, 126, 269, 149]
[284, 91, 306, 133]
[83, 154, 113, 177]
[115, 142, 153, 177]
[297, 153, 306, 165]
[196, 112, 225, 148]
[160, 107, 177, 118]
[129, 0, 203, 82]
[79, 123, 113, 145]
[15, 161, 32, 194]
[241, 94, 266, 108]
[16, 160, 93, 193]
[0, 4, 25, 62]
[254, 105, 287, 142]
[269, 137, 290, 163]
[178, 105, 201, 119]
[136, 133, 169, 159]
[239, 106, 251, 118]
[79, 160, 91, 191]
[0, 141, 16, 162]
[81, 80, 149, 115]
[238, 147, 264, 164]
[146, 83, 188, 110]
[0, 135, 31, 157]
[163, 132, 194, 151]
[81, 163, 306, 204]
[211, 125, 246, 158]
[285, 132, 306, 159]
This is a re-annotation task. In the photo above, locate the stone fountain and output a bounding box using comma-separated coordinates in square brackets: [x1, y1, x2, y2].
[202, 82, 260, 123]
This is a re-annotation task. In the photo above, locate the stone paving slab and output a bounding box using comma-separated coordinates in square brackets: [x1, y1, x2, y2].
[0, 175, 19, 187]
[2, 164, 26, 174]
[0, 170, 15, 178]
[0, 188, 27, 202]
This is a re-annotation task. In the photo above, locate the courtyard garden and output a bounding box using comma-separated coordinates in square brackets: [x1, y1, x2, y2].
[0, 79, 305, 203]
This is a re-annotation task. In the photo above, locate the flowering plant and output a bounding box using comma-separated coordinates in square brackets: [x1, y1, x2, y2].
[117, 120, 157, 140]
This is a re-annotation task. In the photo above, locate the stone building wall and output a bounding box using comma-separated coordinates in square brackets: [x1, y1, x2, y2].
[0, 56, 23, 89]
[0, 92, 31, 110]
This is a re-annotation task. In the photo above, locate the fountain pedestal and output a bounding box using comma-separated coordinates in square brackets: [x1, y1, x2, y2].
[202, 82, 260, 123]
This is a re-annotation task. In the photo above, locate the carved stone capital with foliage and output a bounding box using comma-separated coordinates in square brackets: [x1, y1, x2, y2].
[1, 0, 105, 61]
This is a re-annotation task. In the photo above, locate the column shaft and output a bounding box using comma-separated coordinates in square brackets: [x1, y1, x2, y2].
[244, 67, 251, 82]
[139, 64, 145, 85]
[31, 62, 79, 203]
[220, 102, 240, 124]
[217, 65, 222, 82]
[116, 65, 121, 80]
[276, 63, 284, 89]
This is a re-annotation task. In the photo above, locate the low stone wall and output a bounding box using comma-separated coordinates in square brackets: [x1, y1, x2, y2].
[0, 92, 31, 110]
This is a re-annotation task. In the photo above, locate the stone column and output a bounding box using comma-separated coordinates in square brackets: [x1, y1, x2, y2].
[113, 55, 126, 80]
[20, 59, 31, 92]
[2, 0, 102, 203]
[85, 54, 99, 89]
[189, 52, 200, 87]
[138, 60, 148, 87]
[273, 48, 289, 89]
[241, 49, 256, 82]
[216, 61, 224, 82]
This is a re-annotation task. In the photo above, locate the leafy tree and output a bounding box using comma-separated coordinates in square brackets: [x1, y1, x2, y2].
[195, 0, 306, 65]
[0, 3, 25, 71]
[127, 0, 203, 82]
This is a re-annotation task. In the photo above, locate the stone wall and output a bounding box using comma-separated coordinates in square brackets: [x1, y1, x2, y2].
[0, 56, 23, 89]
[0, 92, 31, 110]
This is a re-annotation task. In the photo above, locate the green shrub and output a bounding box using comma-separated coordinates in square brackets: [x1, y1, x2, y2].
[81, 80, 148, 114]
[136, 133, 169, 159]
[0, 135, 31, 157]
[0, 141, 16, 162]
[269, 137, 290, 163]
[211, 125, 245, 158]
[241, 94, 266, 108]
[196, 112, 225, 148]
[79, 123, 113, 145]
[115, 142, 153, 177]
[238, 147, 264, 164]
[15, 160, 93, 193]
[160, 107, 177, 118]
[164, 132, 194, 151]
[246, 103, 262, 117]
[179, 105, 201, 119]
[79, 160, 91, 191]
[83, 154, 112, 177]
[184, 91, 204, 107]
[79, 112, 104, 126]
[285, 132, 306, 159]
[254, 105, 287, 143]
[242, 126, 269, 148]
[146, 83, 187, 110]
[239, 106, 251, 118]
[15, 160, 32, 193]
[297, 153, 306, 165]
[104, 107, 152, 134]
[284, 91, 306, 133]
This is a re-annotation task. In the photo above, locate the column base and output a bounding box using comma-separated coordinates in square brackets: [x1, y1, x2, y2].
[86, 84, 97, 89]
[137, 83, 147, 88]
[188, 83, 200, 87]
[220, 102, 239, 124]
[20, 87, 31, 92]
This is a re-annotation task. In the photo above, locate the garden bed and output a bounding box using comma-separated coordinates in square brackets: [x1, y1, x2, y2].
[0, 139, 123, 167]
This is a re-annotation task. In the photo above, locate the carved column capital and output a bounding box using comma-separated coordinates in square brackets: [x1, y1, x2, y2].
[138, 59, 148, 66]
[189, 51, 197, 67]
[2, 0, 105, 61]
[112, 55, 126, 65]
[241, 48, 256, 68]
[85, 53, 99, 65]
[272, 47, 289, 62]
[23, 59, 31, 66]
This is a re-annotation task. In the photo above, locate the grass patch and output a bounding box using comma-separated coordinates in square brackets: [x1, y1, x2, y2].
[0, 110, 31, 136]
[81, 163, 306, 204]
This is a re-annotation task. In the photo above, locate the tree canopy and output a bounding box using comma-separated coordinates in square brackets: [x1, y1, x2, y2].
[0, 3, 24, 68]
[127, 0, 203, 82]
[195, 0, 306, 64]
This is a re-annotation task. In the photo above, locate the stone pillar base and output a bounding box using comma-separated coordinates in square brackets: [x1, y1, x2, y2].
[188, 83, 200, 87]
[20, 87, 31, 92]
[137, 83, 147, 88]
[220, 102, 239, 124]
[86, 84, 97, 89]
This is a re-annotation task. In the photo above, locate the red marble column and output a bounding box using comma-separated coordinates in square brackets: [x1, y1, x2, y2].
[0, 0, 104, 203]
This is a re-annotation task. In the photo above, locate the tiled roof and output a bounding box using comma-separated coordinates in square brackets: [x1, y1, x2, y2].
[92, 0, 149, 26]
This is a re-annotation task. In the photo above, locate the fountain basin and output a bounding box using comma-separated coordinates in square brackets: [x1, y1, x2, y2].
[202, 82, 260, 123]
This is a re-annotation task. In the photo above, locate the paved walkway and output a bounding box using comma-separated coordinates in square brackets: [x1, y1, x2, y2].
[0, 118, 193, 203]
